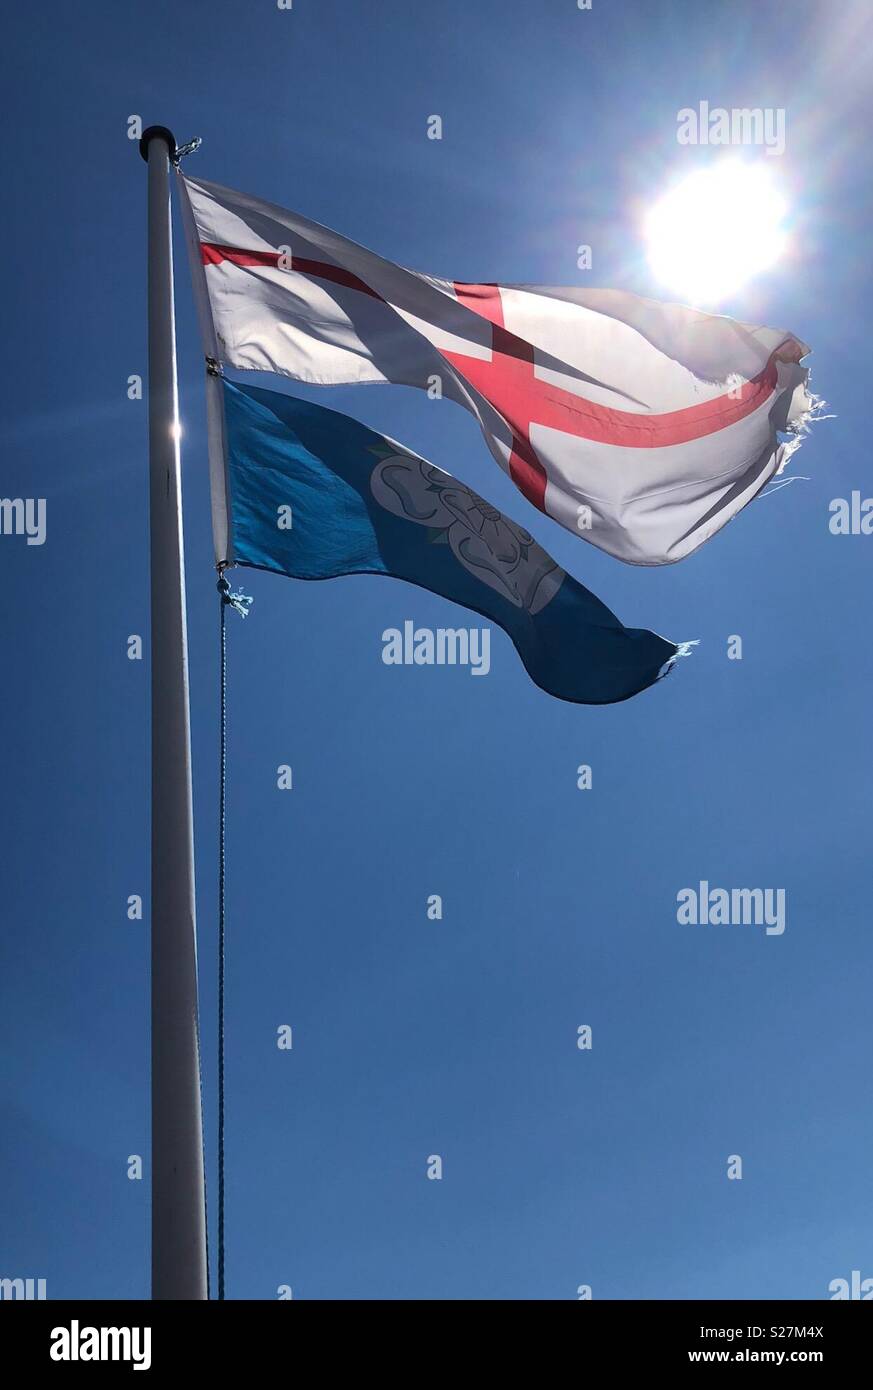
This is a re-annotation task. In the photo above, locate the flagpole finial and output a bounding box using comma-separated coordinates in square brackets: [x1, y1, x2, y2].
[139, 125, 177, 163]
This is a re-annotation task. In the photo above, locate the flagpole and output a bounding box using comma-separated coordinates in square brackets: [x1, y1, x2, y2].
[140, 124, 208, 1301]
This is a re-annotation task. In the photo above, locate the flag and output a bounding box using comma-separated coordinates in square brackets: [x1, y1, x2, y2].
[216, 378, 686, 705]
[180, 172, 814, 567]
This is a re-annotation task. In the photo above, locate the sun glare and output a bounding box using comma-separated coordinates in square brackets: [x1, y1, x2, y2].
[645, 160, 788, 307]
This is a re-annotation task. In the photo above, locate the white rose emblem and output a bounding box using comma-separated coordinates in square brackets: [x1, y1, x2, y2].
[369, 450, 564, 614]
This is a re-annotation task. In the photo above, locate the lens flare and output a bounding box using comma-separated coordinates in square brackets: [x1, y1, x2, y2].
[645, 160, 788, 306]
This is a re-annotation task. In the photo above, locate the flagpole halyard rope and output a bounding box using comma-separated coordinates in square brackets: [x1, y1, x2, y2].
[216, 569, 253, 1301]
[217, 573, 229, 1301]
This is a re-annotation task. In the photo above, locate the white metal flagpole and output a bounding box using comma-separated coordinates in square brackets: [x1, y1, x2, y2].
[140, 124, 208, 1301]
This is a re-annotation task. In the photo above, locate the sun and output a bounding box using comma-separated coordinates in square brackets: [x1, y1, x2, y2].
[644, 160, 788, 307]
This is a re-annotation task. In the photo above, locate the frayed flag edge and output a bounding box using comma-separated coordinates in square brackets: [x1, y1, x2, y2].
[658, 639, 700, 681]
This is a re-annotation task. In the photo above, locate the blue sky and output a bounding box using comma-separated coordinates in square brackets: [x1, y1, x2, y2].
[1, 0, 871, 1299]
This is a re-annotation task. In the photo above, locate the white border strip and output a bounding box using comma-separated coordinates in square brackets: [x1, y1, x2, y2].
[175, 168, 234, 567]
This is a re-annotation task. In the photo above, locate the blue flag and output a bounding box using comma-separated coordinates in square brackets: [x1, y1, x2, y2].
[218, 378, 684, 704]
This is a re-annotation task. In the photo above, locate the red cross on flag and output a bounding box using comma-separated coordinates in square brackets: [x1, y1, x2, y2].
[180, 173, 814, 566]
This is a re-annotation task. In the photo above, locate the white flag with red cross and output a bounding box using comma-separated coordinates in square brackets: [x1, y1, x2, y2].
[180, 173, 814, 566]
